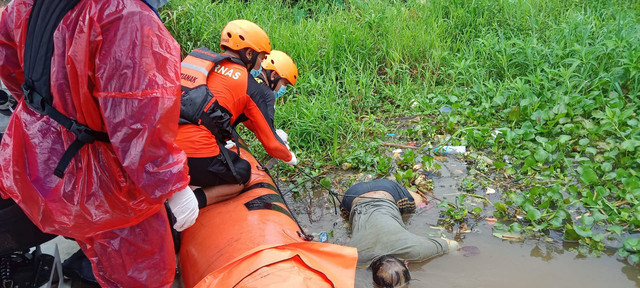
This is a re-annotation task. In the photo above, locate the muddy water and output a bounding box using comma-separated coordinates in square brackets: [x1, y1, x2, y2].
[284, 156, 640, 288]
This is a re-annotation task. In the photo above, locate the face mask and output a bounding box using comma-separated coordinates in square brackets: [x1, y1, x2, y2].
[146, 0, 170, 9]
[274, 85, 287, 99]
[250, 67, 263, 78]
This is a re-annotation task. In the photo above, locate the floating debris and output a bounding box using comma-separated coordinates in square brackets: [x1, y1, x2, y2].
[492, 231, 524, 242]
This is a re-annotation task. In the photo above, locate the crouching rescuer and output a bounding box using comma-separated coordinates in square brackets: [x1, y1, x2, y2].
[232, 50, 300, 169]
[175, 19, 287, 208]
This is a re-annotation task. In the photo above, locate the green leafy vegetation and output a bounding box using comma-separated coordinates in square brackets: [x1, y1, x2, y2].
[162, 0, 640, 264]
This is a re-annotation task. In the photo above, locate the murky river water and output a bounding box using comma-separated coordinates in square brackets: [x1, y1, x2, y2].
[285, 156, 640, 288]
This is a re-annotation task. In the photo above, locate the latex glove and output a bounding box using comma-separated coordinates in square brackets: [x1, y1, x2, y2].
[224, 140, 235, 149]
[285, 152, 298, 166]
[167, 186, 199, 231]
[275, 129, 289, 145]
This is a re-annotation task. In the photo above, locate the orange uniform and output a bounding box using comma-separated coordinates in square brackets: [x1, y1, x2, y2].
[174, 58, 248, 158]
[174, 57, 293, 162]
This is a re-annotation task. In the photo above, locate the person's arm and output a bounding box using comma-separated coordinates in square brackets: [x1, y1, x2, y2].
[93, 6, 190, 202]
[243, 82, 295, 163]
[0, 1, 26, 100]
[400, 237, 451, 262]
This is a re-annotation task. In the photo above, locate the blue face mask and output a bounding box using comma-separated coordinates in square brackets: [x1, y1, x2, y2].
[250, 67, 263, 78]
[274, 85, 287, 99]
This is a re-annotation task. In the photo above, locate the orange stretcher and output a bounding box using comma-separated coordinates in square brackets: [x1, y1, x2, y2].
[179, 144, 358, 287]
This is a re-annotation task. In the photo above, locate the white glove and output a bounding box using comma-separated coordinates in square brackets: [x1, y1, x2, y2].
[167, 186, 199, 232]
[224, 140, 235, 149]
[275, 129, 289, 145]
[285, 152, 298, 166]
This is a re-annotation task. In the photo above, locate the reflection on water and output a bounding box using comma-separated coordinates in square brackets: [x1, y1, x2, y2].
[287, 156, 640, 288]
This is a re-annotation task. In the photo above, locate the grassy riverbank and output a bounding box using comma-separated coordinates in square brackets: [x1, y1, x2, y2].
[162, 0, 640, 263]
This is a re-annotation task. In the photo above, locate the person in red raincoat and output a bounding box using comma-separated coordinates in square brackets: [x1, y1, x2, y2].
[0, 0, 199, 287]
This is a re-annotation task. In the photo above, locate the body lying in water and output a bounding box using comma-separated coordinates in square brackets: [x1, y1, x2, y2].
[341, 179, 459, 287]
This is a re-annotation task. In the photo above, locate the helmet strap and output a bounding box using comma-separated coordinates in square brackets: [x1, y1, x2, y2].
[265, 70, 281, 90]
[239, 48, 260, 71]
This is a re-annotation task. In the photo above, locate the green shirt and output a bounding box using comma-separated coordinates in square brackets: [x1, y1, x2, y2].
[347, 198, 449, 267]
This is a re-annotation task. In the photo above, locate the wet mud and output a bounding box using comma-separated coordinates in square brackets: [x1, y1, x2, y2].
[281, 156, 640, 288]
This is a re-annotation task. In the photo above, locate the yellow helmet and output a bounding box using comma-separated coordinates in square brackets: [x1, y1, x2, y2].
[262, 50, 298, 86]
[220, 19, 271, 54]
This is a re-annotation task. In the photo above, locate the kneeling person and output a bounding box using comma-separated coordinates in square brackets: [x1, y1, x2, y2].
[175, 19, 271, 207]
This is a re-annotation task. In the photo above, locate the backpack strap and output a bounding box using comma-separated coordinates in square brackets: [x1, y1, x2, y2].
[22, 0, 110, 178]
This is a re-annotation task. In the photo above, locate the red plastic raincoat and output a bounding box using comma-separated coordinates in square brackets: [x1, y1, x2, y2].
[0, 0, 189, 286]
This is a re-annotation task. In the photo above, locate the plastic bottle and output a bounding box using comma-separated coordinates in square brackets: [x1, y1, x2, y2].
[434, 146, 466, 154]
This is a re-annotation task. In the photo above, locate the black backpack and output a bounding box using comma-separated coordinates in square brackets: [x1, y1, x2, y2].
[21, 0, 109, 178]
[178, 47, 246, 183]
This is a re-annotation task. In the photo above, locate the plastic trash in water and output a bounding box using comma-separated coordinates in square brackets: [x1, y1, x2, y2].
[434, 146, 466, 154]
[318, 232, 328, 243]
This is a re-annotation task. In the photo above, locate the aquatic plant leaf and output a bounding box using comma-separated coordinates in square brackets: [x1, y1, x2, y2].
[574, 225, 593, 238]
[592, 233, 605, 242]
[607, 225, 623, 236]
[564, 226, 581, 241]
[533, 147, 550, 163]
[549, 215, 564, 228]
[581, 215, 594, 226]
[494, 202, 507, 213]
[320, 177, 332, 189]
[509, 222, 522, 232]
[618, 248, 631, 258]
[492, 231, 524, 241]
[526, 207, 542, 221]
[624, 238, 640, 252]
[579, 166, 598, 185]
[558, 135, 572, 144]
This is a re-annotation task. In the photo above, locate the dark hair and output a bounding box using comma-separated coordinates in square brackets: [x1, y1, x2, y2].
[370, 255, 411, 288]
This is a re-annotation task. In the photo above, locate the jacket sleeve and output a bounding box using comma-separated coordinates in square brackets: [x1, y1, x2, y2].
[243, 80, 293, 162]
[92, 8, 189, 201]
[0, 1, 27, 100]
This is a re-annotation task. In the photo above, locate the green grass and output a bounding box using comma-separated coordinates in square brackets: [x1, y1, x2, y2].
[162, 0, 640, 263]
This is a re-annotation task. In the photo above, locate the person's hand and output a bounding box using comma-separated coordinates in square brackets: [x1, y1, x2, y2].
[285, 152, 298, 166]
[445, 238, 460, 251]
[167, 186, 199, 231]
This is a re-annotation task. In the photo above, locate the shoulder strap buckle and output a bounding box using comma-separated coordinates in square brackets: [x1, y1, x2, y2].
[68, 121, 96, 144]
[21, 82, 47, 114]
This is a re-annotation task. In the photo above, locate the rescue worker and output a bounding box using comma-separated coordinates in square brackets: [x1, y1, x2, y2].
[175, 20, 297, 208]
[231, 50, 299, 165]
[0, 0, 198, 287]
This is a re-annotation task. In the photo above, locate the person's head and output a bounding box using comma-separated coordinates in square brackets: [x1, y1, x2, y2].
[220, 19, 271, 72]
[260, 50, 298, 98]
[370, 255, 411, 288]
